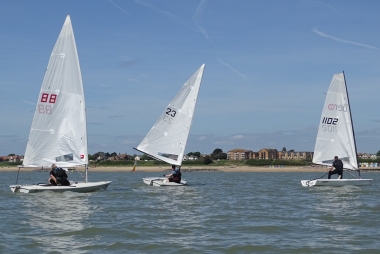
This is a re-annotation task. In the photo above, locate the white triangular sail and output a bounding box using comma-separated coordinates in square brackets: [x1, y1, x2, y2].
[312, 73, 358, 170]
[23, 15, 88, 168]
[136, 64, 205, 165]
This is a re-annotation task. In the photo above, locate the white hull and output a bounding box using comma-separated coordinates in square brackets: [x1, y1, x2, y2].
[10, 181, 112, 193]
[301, 179, 372, 187]
[143, 177, 187, 187]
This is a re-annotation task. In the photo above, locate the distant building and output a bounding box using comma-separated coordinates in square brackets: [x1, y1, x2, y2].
[227, 149, 247, 160]
[245, 150, 259, 159]
[1, 155, 23, 162]
[183, 155, 199, 161]
[258, 148, 278, 159]
[279, 151, 313, 160]
[226, 148, 313, 160]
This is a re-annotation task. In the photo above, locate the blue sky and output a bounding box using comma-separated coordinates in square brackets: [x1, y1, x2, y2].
[1, 0, 380, 156]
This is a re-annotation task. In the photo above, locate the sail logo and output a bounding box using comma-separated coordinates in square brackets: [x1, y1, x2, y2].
[322, 117, 338, 132]
[327, 103, 347, 112]
[38, 93, 57, 114]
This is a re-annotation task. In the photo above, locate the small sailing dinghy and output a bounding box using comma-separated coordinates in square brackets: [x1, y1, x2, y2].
[301, 72, 373, 187]
[10, 16, 111, 193]
[135, 64, 205, 186]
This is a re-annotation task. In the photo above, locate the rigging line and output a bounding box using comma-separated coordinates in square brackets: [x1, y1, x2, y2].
[15, 166, 21, 185]
[75, 167, 86, 180]
[346, 170, 359, 179]
[306, 172, 329, 185]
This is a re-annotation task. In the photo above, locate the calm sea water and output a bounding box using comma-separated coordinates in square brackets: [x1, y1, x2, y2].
[1, 170, 379, 254]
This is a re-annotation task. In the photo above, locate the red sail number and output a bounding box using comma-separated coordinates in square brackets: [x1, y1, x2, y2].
[41, 93, 57, 103]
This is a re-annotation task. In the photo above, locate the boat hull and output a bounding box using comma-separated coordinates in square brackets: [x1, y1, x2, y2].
[10, 181, 112, 193]
[301, 179, 372, 187]
[143, 177, 187, 187]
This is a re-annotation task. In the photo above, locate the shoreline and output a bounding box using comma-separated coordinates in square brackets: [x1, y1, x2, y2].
[1, 165, 379, 173]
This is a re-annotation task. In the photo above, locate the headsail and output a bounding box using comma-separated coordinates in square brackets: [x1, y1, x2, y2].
[136, 64, 205, 166]
[23, 15, 88, 168]
[312, 73, 358, 170]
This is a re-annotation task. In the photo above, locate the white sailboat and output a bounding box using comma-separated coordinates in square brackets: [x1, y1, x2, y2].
[135, 64, 205, 186]
[301, 72, 373, 187]
[10, 15, 111, 193]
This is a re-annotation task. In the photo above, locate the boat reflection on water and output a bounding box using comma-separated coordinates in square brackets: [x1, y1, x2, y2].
[21, 191, 94, 253]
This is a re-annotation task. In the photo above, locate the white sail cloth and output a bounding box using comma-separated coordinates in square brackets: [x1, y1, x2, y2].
[312, 73, 358, 170]
[23, 16, 87, 168]
[136, 64, 205, 165]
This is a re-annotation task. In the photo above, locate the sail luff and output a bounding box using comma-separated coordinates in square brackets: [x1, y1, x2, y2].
[342, 71, 358, 170]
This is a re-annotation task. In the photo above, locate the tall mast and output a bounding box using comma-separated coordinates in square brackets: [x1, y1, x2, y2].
[343, 71, 360, 176]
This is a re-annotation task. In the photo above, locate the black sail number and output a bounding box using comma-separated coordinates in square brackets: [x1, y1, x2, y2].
[166, 108, 176, 117]
[163, 108, 176, 124]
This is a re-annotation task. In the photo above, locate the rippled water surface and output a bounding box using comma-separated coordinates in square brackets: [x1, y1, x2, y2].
[1, 170, 379, 253]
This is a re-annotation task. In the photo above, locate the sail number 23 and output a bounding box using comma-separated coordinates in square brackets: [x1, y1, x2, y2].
[163, 107, 177, 124]
[38, 93, 57, 114]
[321, 117, 338, 132]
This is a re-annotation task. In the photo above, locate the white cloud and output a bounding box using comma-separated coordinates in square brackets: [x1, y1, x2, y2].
[313, 28, 379, 50]
[22, 100, 35, 105]
[217, 58, 247, 81]
[121, 139, 135, 145]
[108, 0, 130, 15]
[214, 140, 233, 145]
[199, 136, 207, 140]
[230, 135, 244, 140]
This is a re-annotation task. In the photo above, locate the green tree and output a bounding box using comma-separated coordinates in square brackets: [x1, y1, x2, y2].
[211, 148, 227, 160]
[376, 150, 380, 157]
[92, 152, 103, 160]
[8, 153, 15, 156]
[187, 151, 201, 158]
[282, 147, 287, 152]
[203, 155, 212, 165]
[213, 148, 223, 154]
[141, 154, 151, 160]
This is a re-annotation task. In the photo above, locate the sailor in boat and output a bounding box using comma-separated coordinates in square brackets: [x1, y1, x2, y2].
[49, 164, 71, 186]
[328, 156, 343, 179]
[165, 165, 182, 183]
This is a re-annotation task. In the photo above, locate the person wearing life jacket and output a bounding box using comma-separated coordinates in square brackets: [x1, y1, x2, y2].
[328, 156, 343, 179]
[49, 164, 70, 186]
[166, 165, 182, 183]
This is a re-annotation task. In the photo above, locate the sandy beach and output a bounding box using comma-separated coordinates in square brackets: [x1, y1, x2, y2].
[0, 165, 333, 173]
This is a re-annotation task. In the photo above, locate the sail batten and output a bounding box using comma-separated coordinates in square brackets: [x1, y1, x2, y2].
[312, 73, 358, 170]
[136, 64, 205, 166]
[23, 15, 87, 168]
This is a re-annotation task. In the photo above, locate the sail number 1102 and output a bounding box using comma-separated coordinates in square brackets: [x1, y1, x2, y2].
[322, 117, 338, 132]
